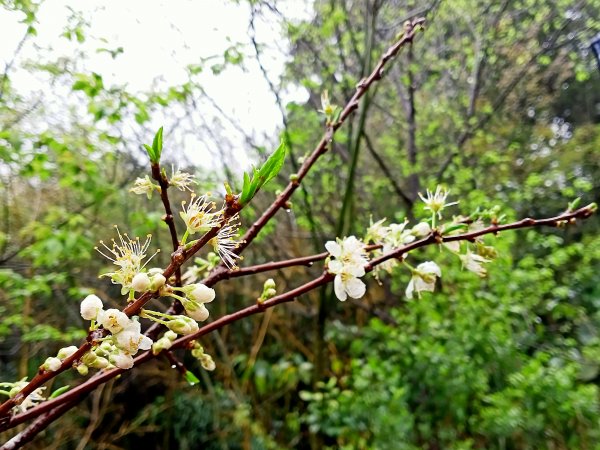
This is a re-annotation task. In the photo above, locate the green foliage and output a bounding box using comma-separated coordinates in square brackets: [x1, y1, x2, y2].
[240, 140, 287, 205]
[143, 126, 164, 164]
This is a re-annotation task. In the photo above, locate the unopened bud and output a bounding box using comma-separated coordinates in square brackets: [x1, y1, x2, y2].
[57, 346, 78, 361]
[43, 357, 62, 372]
[132, 272, 151, 292]
[167, 316, 199, 335]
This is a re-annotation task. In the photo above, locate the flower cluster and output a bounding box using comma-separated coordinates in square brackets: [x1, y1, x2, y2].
[152, 330, 178, 355]
[95, 227, 160, 296]
[79, 295, 153, 371]
[0, 379, 47, 414]
[325, 236, 369, 301]
[162, 283, 216, 322]
[130, 168, 196, 199]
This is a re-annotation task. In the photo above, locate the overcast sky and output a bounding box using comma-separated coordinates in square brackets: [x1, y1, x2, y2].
[0, 0, 311, 169]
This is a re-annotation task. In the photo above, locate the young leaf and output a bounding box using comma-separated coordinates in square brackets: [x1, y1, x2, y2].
[142, 143, 156, 163]
[184, 370, 200, 386]
[240, 140, 287, 205]
[50, 385, 71, 399]
[151, 126, 164, 162]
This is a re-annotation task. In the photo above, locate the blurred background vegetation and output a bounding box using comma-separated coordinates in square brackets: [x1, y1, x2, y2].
[1, 0, 599, 448]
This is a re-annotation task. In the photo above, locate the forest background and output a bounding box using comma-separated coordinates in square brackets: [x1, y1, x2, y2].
[1, 0, 600, 449]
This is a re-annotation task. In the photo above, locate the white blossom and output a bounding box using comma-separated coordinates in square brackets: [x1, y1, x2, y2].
[114, 319, 153, 354]
[200, 354, 216, 371]
[97, 308, 130, 334]
[169, 167, 196, 192]
[180, 194, 220, 234]
[365, 218, 389, 244]
[110, 352, 134, 370]
[210, 215, 242, 269]
[80, 294, 104, 321]
[96, 228, 159, 295]
[326, 236, 369, 301]
[406, 261, 442, 299]
[130, 175, 157, 199]
[460, 251, 490, 277]
[419, 186, 458, 219]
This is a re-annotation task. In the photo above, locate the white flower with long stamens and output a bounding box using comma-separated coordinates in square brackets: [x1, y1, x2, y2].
[365, 218, 389, 244]
[95, 227, 160, 295]
[460, 251, 490, 277]
[130, 175, 158, 199]
[180, 194, 221, 235]
[419, 185, 458, 220]
[325, 236, 369, 301]
[210, 215, 242, 269]
[406, 261, 442, 299]
[169, 167, 196, 192]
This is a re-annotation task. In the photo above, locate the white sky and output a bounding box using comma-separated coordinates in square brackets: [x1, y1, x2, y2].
[0, 0, 311, 170]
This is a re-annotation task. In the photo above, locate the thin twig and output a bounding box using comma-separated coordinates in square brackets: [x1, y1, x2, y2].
[6, 203, 594, 433]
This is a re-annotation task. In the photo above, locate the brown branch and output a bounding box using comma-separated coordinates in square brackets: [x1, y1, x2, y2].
[2, 203, 595, 436]
[150, 163, 181, 286]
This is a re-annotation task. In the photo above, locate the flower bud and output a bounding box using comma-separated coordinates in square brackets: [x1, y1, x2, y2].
[167, 316, 199, 335]
[200, 354, 216, 371]
[91, 356, 109, 369]
[76, 364, 89, 376]
[131, 272, 151, 292]
[164, 331, 178, 341]
[57, 346, 78, 361]
[152, 336, 173, 355]
[185, 284, 215, 303]
[264, 278, 276, 290]
[80, 294, 103, 321]
[411, 222, 431, 237]
[186, 304, 209, 322]
[151, 273, 166, 291]
[43, 357, 62, 372]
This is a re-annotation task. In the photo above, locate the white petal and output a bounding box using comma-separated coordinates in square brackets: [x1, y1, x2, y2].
[325, 241, 342, 257]
[346, 264, 366, 278]
[328, 260, 343, 274]
[139, 335, 153, 351]
[405, 278, 415, 299]
[345, 277, 366, 299]
[334, 275, 347, 301]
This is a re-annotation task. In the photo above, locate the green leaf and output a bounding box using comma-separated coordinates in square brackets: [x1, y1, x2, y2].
[49, 385, 71, 399]
[184, 370, 200, 386]
[142, 143, 156, 162]
[240, 140, 287, 205]
[152, 127, 163, 161]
